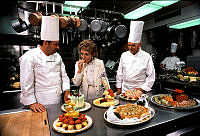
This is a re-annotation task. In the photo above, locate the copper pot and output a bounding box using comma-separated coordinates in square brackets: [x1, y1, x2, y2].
[28, 12, 42, 26]
[59, 16, 70, 29]
[74, 16, 81, 28]
[68, 16, 77, 28]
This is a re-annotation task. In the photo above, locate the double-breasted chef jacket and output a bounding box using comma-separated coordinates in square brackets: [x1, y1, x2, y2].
[116, 49, 155, 93]
[160, 56, 180, 70]
[19, 46, 70, 105]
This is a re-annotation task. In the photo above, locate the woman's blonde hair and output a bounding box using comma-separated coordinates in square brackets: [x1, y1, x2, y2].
[78, 39, 98, 57]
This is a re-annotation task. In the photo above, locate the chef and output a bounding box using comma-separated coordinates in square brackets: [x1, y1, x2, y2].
[160, 43, 180, 70]
[116, 21, 155, 95]
[19, 16, 70, 112]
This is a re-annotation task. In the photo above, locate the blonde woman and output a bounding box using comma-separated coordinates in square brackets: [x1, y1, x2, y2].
[72, 39, 110, 100]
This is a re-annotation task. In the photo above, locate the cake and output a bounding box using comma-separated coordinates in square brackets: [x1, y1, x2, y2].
[68, 93, 85, 110]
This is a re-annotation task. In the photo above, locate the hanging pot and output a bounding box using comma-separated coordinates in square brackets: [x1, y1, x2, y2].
[78, 19, 88, 32]
[59, 16, 70, 29]
[115, 25, 127, 39]
[74, 16, 81, 28]
[28, 12, 42, 26]
[68, 16, 77, 28]
[90, 19, 102, 32]
[100, 20, 108, 32]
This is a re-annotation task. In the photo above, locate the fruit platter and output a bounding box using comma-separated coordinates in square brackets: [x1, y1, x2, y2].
[93, 89, 119, 107]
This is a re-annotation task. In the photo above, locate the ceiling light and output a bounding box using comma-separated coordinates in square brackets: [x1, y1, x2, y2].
[150, 1, 179, 7]
[64, 1, 91, 13]
[124, 4, 162, 19]
[124, 0, 179, 19]
[169, 18, 200, 29]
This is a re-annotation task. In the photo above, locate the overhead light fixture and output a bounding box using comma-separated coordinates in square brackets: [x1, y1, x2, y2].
[124, 0, 179, 19]
[169, 18, 200, 29]
[64, 1, 91, 13]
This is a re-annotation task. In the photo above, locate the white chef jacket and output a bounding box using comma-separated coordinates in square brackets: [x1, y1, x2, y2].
[116, 49, 155, 93]
[19, 46, 70, 105]
[160, 56, 180, 70]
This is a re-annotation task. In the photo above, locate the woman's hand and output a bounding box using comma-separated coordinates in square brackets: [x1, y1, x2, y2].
[77, 59, 85, 74]
[30, 102, 46, 112]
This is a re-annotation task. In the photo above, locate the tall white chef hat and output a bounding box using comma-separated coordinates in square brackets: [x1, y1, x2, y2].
[128, 21, 144, 43]
[41, 16, 59, 41]
[170, 43, 178, 53]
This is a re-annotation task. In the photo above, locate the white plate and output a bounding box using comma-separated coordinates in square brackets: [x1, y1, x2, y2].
[61, 102, 91, 112]
[93, 98, 119, 107]
[52, 115, 93, 133]
[104, 107, 155, 126]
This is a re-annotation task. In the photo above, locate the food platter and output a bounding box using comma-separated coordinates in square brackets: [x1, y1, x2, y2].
[104, 106, 155, 126]
[52, 115, 93, 133]
[61, 102, 91, 112]
[93, 98, 119, 107]
[150, 94, 200, 110]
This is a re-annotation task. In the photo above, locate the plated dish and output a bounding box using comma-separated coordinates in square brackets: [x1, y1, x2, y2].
[93, 98, 119, 107]
[61, 102, 91, 112]
[151, 94, 200, 109]
[52, 114, 93, 133]
[104, 104, 155, 125]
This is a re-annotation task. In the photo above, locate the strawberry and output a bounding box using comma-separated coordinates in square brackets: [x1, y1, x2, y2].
[68, 117, 73, 121]
[69, 120, 75, 125]
[64, 119, 69, 124]
[59, 115, 63, 118]
[75, 119, 82, 124]
[107, 89, 113, 93]
[109, 92, 114, 97]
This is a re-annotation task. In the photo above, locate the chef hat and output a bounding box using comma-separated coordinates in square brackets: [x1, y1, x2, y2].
[128, 21, 144, 43]
[41, 16, 59, 41]
[170, 43, 178, 53]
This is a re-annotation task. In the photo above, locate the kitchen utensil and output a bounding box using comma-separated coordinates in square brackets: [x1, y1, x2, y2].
[115, 25, 127, 39]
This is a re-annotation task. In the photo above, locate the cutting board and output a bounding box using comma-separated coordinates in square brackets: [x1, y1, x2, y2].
[0, 110, 50, 136]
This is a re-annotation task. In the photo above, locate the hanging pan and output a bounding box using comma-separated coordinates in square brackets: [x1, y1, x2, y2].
[78, 19, 88, 32]
[90, 9, 102, 32]
[115, 25, 127, 39]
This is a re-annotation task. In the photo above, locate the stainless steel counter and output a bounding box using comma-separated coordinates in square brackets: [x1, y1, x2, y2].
[46, 89, 200, 136]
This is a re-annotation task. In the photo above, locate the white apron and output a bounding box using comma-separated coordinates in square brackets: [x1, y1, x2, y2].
[33, 56, 62, 105]
[35, 85, 62, 105]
